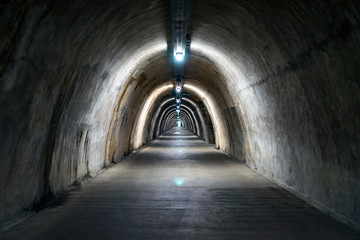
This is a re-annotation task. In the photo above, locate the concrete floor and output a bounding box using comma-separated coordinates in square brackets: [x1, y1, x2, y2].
[1, 128, 359, 240]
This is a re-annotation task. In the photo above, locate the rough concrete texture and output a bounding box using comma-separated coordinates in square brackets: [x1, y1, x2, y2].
[1, 128, 359, 239]
[0, 0, 359, 231]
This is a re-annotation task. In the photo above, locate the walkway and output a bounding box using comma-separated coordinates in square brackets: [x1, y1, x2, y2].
[1, 128, 359, 239]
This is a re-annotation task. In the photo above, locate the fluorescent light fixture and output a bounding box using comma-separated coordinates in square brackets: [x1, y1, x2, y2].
[177, 106, 180, 109]
[176, 109, 180, 113]
[175, 51, 184, 61]
[176, 98, 181, 103]
[176, 86, 181, 93]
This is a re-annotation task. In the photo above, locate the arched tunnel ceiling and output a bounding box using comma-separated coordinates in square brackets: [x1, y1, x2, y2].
[105, 50, 234, 153]
[0, 0, 359, 230]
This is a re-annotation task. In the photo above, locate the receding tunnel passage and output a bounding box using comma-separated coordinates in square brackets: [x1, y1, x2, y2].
[2, 129, 359, 239]
[0, 0, 360, 239]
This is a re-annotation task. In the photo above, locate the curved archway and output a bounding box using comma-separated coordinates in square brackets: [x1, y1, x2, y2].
[0, 0, 358, 229]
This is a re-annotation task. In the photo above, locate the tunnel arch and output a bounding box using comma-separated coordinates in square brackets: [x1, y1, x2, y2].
[161, 106, 195, 133]
[166, 111, 192, 130]
[149, 94, 215, 143]
[149, 100, 198, 135]
[131, 83, 174, 149]
[104, 45, 247, 167]
[0, 0, 359, 230]
[181, 97, 215, 143]
[181, 105, 201, 133]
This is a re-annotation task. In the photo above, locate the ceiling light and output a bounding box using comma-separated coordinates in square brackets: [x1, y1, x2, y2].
[175, 51, 184, 61]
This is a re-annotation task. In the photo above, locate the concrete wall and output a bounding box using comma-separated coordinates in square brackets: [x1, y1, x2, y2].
[0, 0, 170, 222]
[190, 0, 360, 228]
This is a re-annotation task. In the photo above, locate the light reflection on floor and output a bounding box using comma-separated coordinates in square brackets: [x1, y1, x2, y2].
[4, 127, 359, 239]
[173, 178, 185, 186]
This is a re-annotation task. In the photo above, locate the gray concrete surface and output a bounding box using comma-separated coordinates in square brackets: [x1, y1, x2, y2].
[1, 128, 359, 240]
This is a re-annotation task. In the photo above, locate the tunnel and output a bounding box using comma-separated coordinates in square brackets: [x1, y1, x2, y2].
[0, 0, 360, 239]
